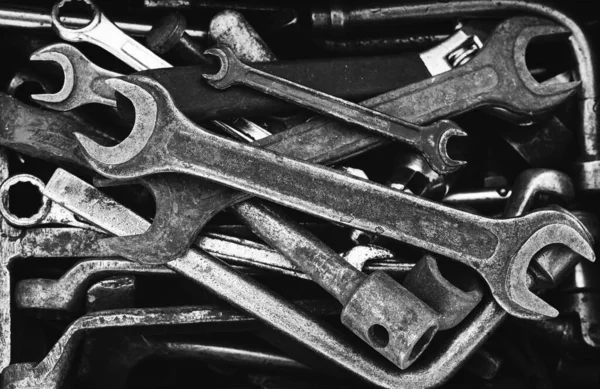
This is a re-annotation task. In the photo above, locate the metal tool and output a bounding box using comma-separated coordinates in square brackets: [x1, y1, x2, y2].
[1, 305, 267, 389]
[41, 168, 561, 388]
[235, 200, 439, 369]
[204, 45, 466, 175]
[0, 174, 101, 232]
[0, 3, 207, 38]
[29, 43, 119, 110]
[51, 0, 170, 71]
[403, 255, 484, 330]
[76, 75, 594, 319]
[87, 16, 584, 271]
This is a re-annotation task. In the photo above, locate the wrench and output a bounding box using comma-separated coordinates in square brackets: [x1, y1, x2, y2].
[203, 46, 466, 175]
[89, 16, 583, 269]
[75, 75, 594, 320]
[51, 0, 170, 71]
[29, 43, 120, 110]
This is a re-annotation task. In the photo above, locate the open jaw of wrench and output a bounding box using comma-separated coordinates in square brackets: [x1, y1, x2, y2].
[51, 0, 170, 71]
[75, 75, 594, 320]
[29, 43, 120, 110]
[203, 46, 466, 175]
[73, 16, 582, 272]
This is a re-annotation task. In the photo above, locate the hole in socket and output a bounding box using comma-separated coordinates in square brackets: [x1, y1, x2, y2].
[408, 326, 436, 363]
[368, 324, 390, 348]
[6, 182, 43, 218]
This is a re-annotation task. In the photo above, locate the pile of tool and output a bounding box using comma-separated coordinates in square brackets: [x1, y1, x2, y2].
[0, 0, 599, 387]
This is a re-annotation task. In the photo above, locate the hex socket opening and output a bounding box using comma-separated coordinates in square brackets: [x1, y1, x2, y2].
[368, 324, 390, 348]
[407, 326, 437, 363]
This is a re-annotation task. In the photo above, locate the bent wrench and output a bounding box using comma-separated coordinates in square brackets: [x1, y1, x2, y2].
[75, 76, 595, 320]
[204, 46, 466, 175]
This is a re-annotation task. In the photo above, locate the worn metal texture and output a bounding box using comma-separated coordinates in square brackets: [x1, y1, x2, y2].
[76, 75, 594, 320]
[209, 10, 276, 63]
[91, 16, 583, 270]
[30, 43, 120, 110]
[234, 200, 439, 369]
[403, 255, 484, 330]
[34, 167, 551, 389]
[0, 92, 115, 169]
[204, 45, 466, 175]
[1, 305, 260, 389]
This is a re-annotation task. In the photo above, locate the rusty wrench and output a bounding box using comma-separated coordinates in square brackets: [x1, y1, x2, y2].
[75, 75, 594, 320]
[203, 45, 466, 175]
[92, 16, 582, 270]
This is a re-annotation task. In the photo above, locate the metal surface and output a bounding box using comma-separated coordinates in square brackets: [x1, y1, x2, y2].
[234, 200, 439, 369]
[403, 255, 484, 330]
[83, 16, 586, 272]
[0, 4, 207, 38]
[204, 45, 467, 175]
[209, 10, 277, 63]
[30, 43, 119, 110]
[51, 0, 170, 71]
[146, 11, 212, 65]
[1, 305, 260, 389]
[76, 75, 594, 320]
[38, 168, 573, 388]
[309, 0, 597, 193]
[0, 174, 100, 231]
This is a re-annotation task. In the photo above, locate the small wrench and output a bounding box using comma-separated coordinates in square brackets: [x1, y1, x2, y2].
[29, 43, 119, 110]
[51, 0, 170, 71]
[203, 46, 466, 175]
[75, 75, 595, 320]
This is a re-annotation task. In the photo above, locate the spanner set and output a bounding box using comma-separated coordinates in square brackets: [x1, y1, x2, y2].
[0, 0, 598, 387]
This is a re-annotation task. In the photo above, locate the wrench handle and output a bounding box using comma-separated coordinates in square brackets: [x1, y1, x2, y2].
[215, 59, 422, 144]
[170, 125, 499, 266]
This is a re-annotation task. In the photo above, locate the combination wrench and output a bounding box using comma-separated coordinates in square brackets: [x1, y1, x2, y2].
[74, 75, 594, 320]
[80, 17, 584, 270]
[204, 45, 466, 175]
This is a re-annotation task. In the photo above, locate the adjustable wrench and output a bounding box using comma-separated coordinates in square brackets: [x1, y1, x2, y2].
[89, 16, 582, 269]
[75, 75, 594, 320]
[204, 45, 466, 175]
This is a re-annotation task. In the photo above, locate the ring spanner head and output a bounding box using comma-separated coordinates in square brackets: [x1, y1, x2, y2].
[29, 43, 120, 110]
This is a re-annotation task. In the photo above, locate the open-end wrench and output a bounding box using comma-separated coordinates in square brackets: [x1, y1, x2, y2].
[75, 75, 594, 320]
[87, 16, 583, 270]
[29, 43, 119, 110]
[204, 46, 466, 175]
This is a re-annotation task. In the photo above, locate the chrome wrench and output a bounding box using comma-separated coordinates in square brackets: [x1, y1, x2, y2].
[75, 76, 595, 320]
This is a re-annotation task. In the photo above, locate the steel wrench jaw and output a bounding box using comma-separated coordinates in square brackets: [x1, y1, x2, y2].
[490, 208, 595, 320]
[29, 48, 76, 108]
[75, 77, 158, 168]
[202, 46, 245, 89]
[425, 122, 468, 174]
[52, 0, 102, 42]
[481, 17, 580, 115]
[29, 43, 119, 110]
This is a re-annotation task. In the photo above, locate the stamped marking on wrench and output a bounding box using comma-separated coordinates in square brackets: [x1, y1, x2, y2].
[75, 76, 595, 319]
[203, 46, 467, 175]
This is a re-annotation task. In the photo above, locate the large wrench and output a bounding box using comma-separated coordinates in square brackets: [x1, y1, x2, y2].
[75, 75, 594, 320]
[204, 46, 466, 175]
[82, 16, 582, 270]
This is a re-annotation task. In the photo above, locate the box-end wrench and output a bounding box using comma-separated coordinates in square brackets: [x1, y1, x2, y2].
[203, 45, 466, 175]
[90, 16, 583, 269]
[75, 76, 594, 320]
